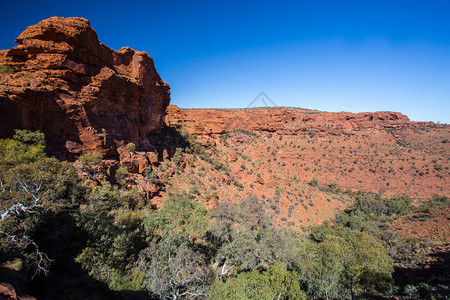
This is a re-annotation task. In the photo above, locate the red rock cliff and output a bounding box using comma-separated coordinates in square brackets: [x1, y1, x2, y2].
[0, 17, 170, 159]
[165, 105, 412, 136]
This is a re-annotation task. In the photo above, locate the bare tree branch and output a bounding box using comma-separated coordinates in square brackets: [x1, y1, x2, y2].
[28, 241, 53, 278]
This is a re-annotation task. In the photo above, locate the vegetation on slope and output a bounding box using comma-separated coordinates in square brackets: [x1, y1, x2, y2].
[0, 131, 448, 299]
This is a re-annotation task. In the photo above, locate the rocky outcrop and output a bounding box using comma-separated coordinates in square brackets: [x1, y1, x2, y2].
[0, 17, 170, 159]
[165, 105, 413, 136]
[0, 283, 35, 300]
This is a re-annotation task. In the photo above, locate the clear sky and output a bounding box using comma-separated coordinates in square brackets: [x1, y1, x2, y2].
[1, 0, 449, 123]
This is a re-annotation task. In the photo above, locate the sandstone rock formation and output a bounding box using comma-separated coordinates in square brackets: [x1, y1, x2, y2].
[0, 283, 35, 300]
[0, 17, 170, 159]
[165, 105, 421, 137]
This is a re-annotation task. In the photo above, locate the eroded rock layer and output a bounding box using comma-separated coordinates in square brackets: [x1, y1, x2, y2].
[0, 17, 170, 159]
[166, 105, 416, 136]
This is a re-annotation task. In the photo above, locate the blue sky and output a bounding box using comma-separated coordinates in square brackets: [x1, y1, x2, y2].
[1, 0, 449, 123]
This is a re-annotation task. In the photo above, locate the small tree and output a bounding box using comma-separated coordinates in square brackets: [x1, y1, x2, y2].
[341, 231, 394, 298]
[77, 152, 103, 182]
[173, 147, 184, 166]
[0, 133, 82, 277]
[115, 166, 129, 186]
[142, 193, 211, 298]
[298, 230, 394, 299]
[210, 263, 306, 300]
[13, 129, 45, 146]
[75, 181, 146, 290]
[206, 195, 299, 276]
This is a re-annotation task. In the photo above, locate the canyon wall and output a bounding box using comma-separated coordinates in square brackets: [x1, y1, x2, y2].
[165, 105, 424, 137]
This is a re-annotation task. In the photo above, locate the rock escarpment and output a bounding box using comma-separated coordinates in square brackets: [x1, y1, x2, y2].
[165, 104, 449, 201]
[165, 105, 436, 137]
[0, 17, 170, 159]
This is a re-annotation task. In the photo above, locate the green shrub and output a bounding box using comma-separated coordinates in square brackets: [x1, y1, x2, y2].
[13, 129, 45, 146]
[0, 64, 14, 74]
[309, 177, 318, 187]
[233, 180, 244, 189]
[144, 168, 158, 182]
[126, 142, 136, 152]
[173, 147, 183, 165]
[354, 195, 412, 216]
[0, 137, 46, 169]
[79, 151, 102, 166]
[115, 166, 129, 186]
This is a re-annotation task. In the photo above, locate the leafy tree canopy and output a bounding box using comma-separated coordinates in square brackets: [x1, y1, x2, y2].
[210, 263, 306, 300]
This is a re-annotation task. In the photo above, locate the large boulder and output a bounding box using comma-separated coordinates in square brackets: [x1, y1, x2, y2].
[0, 17, 170, 159]
[0, 283, 36, 300]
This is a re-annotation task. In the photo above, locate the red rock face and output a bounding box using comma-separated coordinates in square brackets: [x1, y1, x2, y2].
[0, 17, 170, 159]
[165, 105, 412, 136]
[0, 283, 36, 300]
